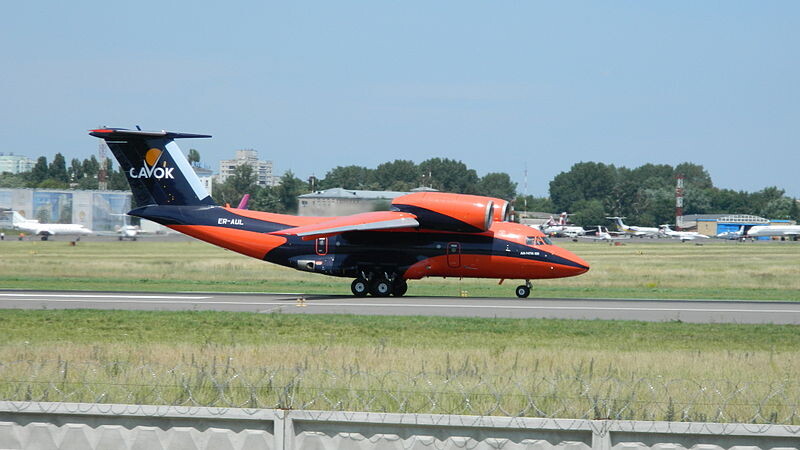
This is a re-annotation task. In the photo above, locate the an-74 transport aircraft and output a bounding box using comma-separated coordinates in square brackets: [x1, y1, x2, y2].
[90, 128, 589, 298]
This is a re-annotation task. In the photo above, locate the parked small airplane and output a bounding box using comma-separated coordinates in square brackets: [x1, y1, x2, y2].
[715, 226, 746, 240]
[540, 212, 585, 237]
[746, 224, 800, 240]
[90, 127, 589, 298]
[606, 217, 659, 238]
[7, 211, 93, 240]
[579, 226, 630, 242]
[658, 225, 710, 242]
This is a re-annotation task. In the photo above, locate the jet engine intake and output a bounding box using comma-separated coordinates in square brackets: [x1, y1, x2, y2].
[391, 192, 494, 233]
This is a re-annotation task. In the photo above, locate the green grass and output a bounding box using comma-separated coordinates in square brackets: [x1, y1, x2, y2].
[1, 239, 799, 422]
[0, 239, 799, 300]
[1, 311, 798, 422]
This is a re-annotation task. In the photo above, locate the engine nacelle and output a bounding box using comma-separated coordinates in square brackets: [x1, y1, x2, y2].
[487, 198, 512, 222]
[391, 192, 494, 233]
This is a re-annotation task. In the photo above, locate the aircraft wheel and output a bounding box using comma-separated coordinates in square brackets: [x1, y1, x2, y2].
[392, 279, 408, 297]
[41, 236, 48, 241]
[370, 278, 392, 297]
[351, 278, 369, 297]
[515, 285, 530, 298]
[118, 236, 123, 241]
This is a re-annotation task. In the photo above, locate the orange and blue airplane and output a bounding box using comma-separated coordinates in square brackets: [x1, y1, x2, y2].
[90, 128, 589, 298]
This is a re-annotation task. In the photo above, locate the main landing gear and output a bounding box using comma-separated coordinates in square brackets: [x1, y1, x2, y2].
[351, 272, 408, 297]
[515, 280, 532, 298]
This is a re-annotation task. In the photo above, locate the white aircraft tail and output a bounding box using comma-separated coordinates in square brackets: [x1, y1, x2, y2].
[10, 211, 32, 226]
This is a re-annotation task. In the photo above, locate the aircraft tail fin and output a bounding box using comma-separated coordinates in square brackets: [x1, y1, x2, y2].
[89, 128, 216, 207]
[10, 211, 29, 225]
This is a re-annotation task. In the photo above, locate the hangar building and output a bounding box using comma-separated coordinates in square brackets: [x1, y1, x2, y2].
[0, 188, 131, 232]
[695, 214, 795, 239]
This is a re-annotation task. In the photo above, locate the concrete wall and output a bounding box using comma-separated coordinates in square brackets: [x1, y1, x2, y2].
[1, 402, 799, 450]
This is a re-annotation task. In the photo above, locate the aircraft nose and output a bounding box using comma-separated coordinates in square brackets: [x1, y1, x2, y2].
[554, 249, 590, 277]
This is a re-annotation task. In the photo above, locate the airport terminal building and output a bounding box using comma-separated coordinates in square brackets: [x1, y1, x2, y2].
[0, 188, 131, 232]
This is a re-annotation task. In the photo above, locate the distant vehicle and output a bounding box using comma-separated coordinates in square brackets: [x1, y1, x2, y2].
[715, 226, 746, 240]
[7, 211, 92, 240]
[540, 212, 585, 237]
[659, 225, 710, 242]
[606, 216, 660, 238]
[115, 224, 142, 241]
[90, 127, 590, 298]
[746, 224, 800, 240]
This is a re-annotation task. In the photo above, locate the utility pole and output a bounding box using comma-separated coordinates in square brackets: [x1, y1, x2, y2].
[98, 140, 108, 191]
[675, 174, 684, 230]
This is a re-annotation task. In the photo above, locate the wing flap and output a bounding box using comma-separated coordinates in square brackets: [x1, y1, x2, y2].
[272, 211, 419, 240]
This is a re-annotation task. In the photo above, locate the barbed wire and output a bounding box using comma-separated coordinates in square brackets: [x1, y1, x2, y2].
[0, 360, 798, 425]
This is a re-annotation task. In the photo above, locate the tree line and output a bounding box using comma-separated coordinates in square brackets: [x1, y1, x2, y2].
[2, 152, 797, 226]
[0, 153, 128, 191]
[536, 161, 798, 226]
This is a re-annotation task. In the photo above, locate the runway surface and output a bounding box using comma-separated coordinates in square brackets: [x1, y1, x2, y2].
[1, 289, 798, 324]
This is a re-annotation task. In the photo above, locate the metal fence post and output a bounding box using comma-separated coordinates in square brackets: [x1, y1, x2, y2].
[591, 420, 611, 450]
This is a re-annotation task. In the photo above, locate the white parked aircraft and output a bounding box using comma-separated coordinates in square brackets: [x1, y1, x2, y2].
[659, 225, 710, 242]
[606, 216, 660, 237]
[8, 211, 93, 240]
[746, 224, 800, 239]
[715, 226, 746, 240]
[540, 212, 585, 237]
[579, 226, 630, 242]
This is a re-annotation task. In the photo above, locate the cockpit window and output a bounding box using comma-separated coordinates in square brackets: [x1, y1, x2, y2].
[526, 236, 549, 246]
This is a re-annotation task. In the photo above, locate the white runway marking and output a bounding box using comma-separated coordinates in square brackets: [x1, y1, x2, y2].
[0, 293, 211, 300]
[0, 294, 797, 315]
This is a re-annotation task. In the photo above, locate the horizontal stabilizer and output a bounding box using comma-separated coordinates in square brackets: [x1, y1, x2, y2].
[272, 211, 419, 240]
[90, 128, 211, 139]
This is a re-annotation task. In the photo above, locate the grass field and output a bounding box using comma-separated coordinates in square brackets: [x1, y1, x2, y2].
[1, 239, 799, 422]
[0, 239, 798, 300]
[1, 310, 799, 422]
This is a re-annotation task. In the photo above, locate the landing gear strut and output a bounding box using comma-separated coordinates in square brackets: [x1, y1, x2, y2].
[515, 280, 532, 298]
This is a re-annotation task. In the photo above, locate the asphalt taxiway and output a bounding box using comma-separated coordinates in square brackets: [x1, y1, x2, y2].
[1, 290, 798, 324]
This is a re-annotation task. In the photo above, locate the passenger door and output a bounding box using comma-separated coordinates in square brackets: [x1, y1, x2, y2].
[446, 242, 461, 268]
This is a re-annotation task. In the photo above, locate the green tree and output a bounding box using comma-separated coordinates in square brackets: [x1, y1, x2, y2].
[373, 160, 420, 191]
[760, 197, 794, 219]
[674, 162, 713, 189]
[476, 172, 517, 200]
[249, 186, 281, 212]
[107, 164, 129, 191]
[187, 149, 201, 166]
[513, 195, 554, 213]
[49, 153, 69, 183]
[274, 171, 308, 213]
[82, 156, 100, 179]
[68, 158, 84, 181]
[0, 173, 27, 188]
[29, 156, 49, 186]
[213, 164, 258, 206]
[570, 199, 606, 227]
[37, 178, 68, 189]
[418, 158, 479, 194]
[319, 165, 373, 190]
[549, 162, 617, 213]
[789, 199, 799, 222]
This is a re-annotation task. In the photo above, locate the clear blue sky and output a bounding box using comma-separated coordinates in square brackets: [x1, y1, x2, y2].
[1, 1, 798, 197]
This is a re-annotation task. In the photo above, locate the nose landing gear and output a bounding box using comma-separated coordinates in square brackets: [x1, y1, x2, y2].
[515, 280, 532, 298]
